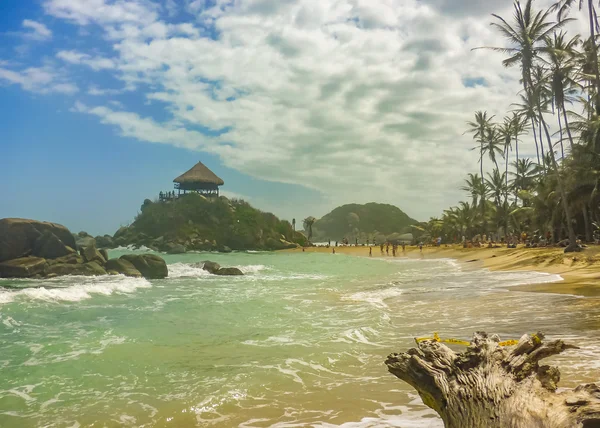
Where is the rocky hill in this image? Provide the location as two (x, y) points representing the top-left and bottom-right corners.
(312, 203), (418, 241)
(111, 194), (307, 252)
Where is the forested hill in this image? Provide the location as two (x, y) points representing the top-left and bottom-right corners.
(312, 203), (418, 241)
(112, 194), (308, 251)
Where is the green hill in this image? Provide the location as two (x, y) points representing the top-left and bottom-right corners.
(312, 203), (418, 241)
(113, 194), (307, 251)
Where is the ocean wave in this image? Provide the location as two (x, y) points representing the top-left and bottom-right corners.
(167, 263), (269, 279)
(0, 276), (151, 305)
(112, 245), (155, 252)
(167, 263), (213, 278)
(343, 287), (403, 309)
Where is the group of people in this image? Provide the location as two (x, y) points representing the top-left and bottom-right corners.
(458, 231), (563, 249)
(366, 242), (409, 257)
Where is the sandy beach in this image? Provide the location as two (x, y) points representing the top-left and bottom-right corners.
(286, 244), (600, 297)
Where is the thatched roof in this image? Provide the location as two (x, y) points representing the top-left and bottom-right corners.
(173, 162), (224, 186)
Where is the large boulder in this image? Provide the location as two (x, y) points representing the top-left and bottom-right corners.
(0, 257), (47, 278)
(99, 249), (109, 262)
(265, 237), (297, 250)
(120, 254), (168, 279)
(46, 261), (107, 277)
(215, 267), (244, 276)
(95, 235), (114, 248)
(201, 261), (221, 274)
(32, 231), (77, 259)
(105, 258), (142, 278)
(166, 243), (187, 254)
(47, 253), (84, 265)
(218, 245), (233, 253)
(76, 235), (96, 249)
(0, 218), (77, 262)
(80, 245), (107, 265)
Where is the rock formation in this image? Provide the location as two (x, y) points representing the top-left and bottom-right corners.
(120, 254), (168, 279)
(198, 261), (244, 276)
(0, 218), (77, 262)
(0, 218), (168, 281)
(385, 332), (600, 428)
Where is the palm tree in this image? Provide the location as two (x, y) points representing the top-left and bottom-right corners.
(486, 169), (508, 207)
(303, 217), (316, 243)
(513, 94), (542, 164)
(510, 158), (542, 201)
(498, 117), (514, 200)
(462, 173), (488, 233)
(541, 31), (581, 152)
(509, 112), (529, 200)
(482, 125), (505, 171)
(552, 0), (600, 114)
(488, 0), (578, 250)
(466, 111), (495, 186)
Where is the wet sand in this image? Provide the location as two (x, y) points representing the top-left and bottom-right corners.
(285, 244), (600, 297)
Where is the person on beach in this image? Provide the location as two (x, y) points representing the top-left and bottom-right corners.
(333, 248), (335, 254)
(402, 243), (406, 252)
(419, 242), (423, 252)
(369, 247), (372, 257)
(385, 244), (389, 256)
(380, 243), (384, 255)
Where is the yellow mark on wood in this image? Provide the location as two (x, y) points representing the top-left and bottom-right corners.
(415, 333), (538, 347)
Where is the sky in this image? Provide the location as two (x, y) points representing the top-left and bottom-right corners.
(0, 0), (590, 235)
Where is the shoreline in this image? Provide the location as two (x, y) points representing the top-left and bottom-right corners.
(284, 244), (600, 297)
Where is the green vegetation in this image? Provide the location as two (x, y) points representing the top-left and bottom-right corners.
(312, 203), (417, 241)
(416, 0), (600, 250)
(116, 194), (308, 251)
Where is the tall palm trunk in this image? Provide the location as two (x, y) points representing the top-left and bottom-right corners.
(561, 99), (575, 150)
(532, 121), (541, 165)
(583, 204), (592, 242)
(539, 110), (578, 249)
(514, 133), (520, 204)
(558, 111), (565, 159)
(588, 0), (600, 115)
(538, 120), (546, 169)
(480, 144), (484, 187)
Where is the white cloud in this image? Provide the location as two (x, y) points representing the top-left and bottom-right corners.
(0, 66), (78, 94)
(22, 19), (53, 41)
(31, 0), (591, 219)
(44, 0), (158, 25)
(57, 50), (116, 70)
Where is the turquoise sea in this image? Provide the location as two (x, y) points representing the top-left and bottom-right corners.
(1, 250), (599, 427)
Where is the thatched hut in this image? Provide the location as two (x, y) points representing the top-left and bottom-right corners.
(173, 161), (224, 197)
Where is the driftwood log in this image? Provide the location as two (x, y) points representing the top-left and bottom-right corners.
(385, 332), (600, 428)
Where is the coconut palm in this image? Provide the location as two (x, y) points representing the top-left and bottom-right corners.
(513, 94), (543, 164)
(552, 0), (600, 114)
(466, 111), (495, 186)
(498, 117), (515, 200)
(541, 31), (581, 152)
(303, 216), (316, 243)
(462, 173), (488, 233)
(488, 0), (579, 250)
(482, 125), (505, 171)
(486, 169), (509, 206)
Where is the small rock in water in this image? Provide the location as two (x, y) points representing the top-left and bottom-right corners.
(215, 267), (244, 276)
(201, 261), (221, 274)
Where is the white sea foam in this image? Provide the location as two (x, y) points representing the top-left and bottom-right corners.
(344, 287), (403, 309)
(167, 263), (212, 279)
(112, 245), (154, 252)
(237, 264), (268, 274)
(0, 276), (151, 305)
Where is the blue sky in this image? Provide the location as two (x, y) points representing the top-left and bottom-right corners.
(0, 0), (575, 235)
